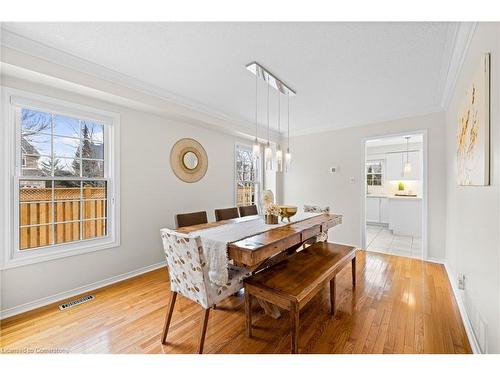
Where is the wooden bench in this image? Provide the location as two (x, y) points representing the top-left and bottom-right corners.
(244, 242), (357, 353)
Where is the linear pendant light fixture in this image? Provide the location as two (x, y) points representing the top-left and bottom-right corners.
(246, 61), (295, 172)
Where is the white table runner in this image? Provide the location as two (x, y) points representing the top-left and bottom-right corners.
(190, 212), (321, 286)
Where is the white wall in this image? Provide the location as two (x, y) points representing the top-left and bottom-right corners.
(0, 75), (253, 314)
(283, 111), (446, 260)
(444, 23), (500, 353)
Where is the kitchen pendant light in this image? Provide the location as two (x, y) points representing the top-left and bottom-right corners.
(264, 82), (273, 171)
(285, 94), (292, 172)
(403, 136), (412, 176)
(276, 93), (283, 172)
(252, 71), (260, 159)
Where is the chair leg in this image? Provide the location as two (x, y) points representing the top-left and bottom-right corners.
(245, 290), (252, 338)
(330, 277), (336, 315)
(290, 302), (300, 354)
(351, 257), (356, 287)
(161, 291), (178, 344)
(198, 307), (210, 354)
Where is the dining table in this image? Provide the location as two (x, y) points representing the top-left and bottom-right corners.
(176, 212), (343, 317)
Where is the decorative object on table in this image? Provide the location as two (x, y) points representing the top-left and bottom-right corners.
(262, 189), (275, 207)
(303, 204), (330, 213)
(263, 203), (280, 224)
(279, 205), (298, 222)
(398, 181), (405, 191)
(457, 53), (490, 186)
(170, 138), (208, 183)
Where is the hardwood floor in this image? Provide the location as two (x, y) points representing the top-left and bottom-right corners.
(0, 251), (471, 354)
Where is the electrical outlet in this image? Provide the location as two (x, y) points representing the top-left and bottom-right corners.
(349, 176), (356, 184)
(458, 273), (466, 290)
(329, 166), (339, 173)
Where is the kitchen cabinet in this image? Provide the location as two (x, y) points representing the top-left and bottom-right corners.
(366, 197), (380, 222)
(366, 196), (389, 224)
(385, 151), (421, 180)
(387, 197), (421, 236)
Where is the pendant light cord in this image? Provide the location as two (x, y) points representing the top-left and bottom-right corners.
(255, 72), (258, 140)
(278, 92), (280, 134)
(287, 94), (290, 150)
(267, 80), (270, 143)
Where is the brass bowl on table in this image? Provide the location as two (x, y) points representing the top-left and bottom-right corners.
(279, 205), (298, 222)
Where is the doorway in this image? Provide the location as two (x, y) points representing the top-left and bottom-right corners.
(361, 131), (427, 260)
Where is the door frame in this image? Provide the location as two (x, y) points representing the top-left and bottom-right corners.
(360, 129), (429, 260)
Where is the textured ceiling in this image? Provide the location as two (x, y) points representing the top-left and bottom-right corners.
(2, 22), (455, 134)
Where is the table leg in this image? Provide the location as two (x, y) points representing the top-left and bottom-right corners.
(256, 298), (281, 319)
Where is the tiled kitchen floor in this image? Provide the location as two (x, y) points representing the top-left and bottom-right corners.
(366, 224), (422, 258)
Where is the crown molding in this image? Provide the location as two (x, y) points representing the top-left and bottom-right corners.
(439, 22), (477, 110)
(289, 105), (443, 137)
(0, 28), (282, 143)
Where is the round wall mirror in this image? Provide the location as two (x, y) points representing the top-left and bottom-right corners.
(182, 151), (199, 170)
(170, 138), (208, 183)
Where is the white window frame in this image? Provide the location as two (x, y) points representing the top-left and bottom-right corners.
(234, 142), (263, 209)
(1, 87), (121, 270)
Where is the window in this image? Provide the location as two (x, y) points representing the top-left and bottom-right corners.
(235, 144), (261, 207)
(366, 160), (383, 186)
(2, 89), (120, 268)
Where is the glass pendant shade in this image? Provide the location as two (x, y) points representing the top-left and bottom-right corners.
(285, 148), (291, 172)
(276, 145), (283, 172)
(252, 138), (260, 159)
(403, 162), (412, 175)
(265, 142), (273, 171)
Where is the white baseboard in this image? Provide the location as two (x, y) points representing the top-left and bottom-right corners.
(443, 262), (482, 354)
(0, 261), (167, 320)
(424, 257), (446, 264)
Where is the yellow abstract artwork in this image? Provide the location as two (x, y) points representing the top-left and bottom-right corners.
(457, 53), (490, 186)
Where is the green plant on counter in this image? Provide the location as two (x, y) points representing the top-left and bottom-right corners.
(398, 181), (405, 191)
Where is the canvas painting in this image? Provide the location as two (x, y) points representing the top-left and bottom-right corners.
(457, 53), (491, 186)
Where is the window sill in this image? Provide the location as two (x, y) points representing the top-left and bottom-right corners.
(1, 237), (120, 270)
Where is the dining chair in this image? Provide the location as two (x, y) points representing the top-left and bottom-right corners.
(160, 228), (251, 353)
(238, 204), (258, 217)
(175, 211), (208, 228)
(214, 207), (240, 221)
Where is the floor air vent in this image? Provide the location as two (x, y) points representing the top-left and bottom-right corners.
(59, 295), (95, 311)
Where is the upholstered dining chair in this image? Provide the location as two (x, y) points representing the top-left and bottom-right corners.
(214, 207), (239, 221)
(160, 228), (250, 353)
(238, 204), (258, 217)
(175, 211), (208, 228)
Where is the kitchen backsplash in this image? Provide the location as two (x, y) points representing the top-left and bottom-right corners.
(367, 180), (422, 197)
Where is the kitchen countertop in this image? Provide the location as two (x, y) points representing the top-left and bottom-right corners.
(366, 194), (422, 200)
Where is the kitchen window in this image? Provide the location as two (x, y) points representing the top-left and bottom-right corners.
(366, 160), (383, 186)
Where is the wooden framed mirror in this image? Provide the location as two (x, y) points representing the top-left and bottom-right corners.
(170, 138), (208, 183)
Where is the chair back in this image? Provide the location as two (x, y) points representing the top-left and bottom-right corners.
(175, 211), (208, 228)
(160, 228), (210, 307)
(238, 204), (258, 217)
(214, 207), (239, 221)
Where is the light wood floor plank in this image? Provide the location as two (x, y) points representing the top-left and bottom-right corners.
(0, 251), (472, 354)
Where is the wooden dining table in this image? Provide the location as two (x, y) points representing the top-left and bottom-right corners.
(176, 212), (343, 317)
